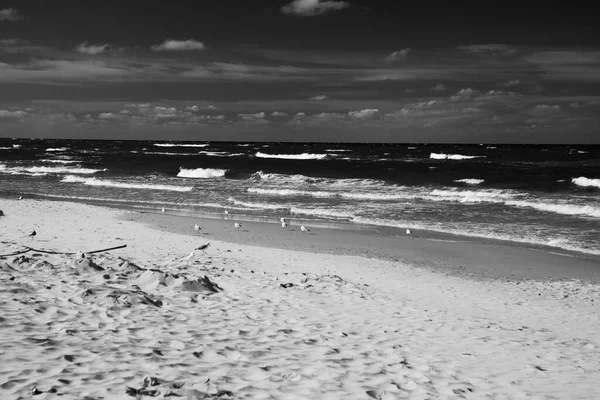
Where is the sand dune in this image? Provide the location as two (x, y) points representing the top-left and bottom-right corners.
(1, 200), (599, 399)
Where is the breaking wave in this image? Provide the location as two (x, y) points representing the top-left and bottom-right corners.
(61, 175), (193, 192)
(153, 143), (209, 148)
(177, 167), (227, 179)
(430, 153), (484, 160)
(46, 147), (68, 152)
(454, 179), (484, 185)
(572, 177), (600, 189)
(255, 152), (328, 160)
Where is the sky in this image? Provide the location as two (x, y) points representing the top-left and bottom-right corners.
(1, 1), (599, 143)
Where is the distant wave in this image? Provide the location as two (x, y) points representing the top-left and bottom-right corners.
(255, 152), (328, 160)
(430, 153), (483, 160)
(46, 147), (69, 152)
(40, 159), (78, 164)
(572, 177), (600, 189)
(153, 143), (209, 148)
(177, 167), (226, 178)
(0, 164), (103, 175)
(0, 147), (13, 150)
(228, 198), (291, 211)
(505, 200), (600, 219)
(249, 170), (384, 186)
(326, 149), (351, 153)
(61, 175), (193, 192)
(0, 164), (48, 177)
(198, 151), (244, 157)
(454, 178), (485, 185)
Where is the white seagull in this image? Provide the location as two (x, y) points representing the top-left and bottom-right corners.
(161, 207), (166, 213)
(234, 222), (242, 229)
(300, 225), (308, 232)
(406, 228), (411, 235)
(281, 221), (288, 228)
(194, 223), (200, 231)
(224, 210), (229, 215)
(280, 217), (286, 223)
(28, 229), (37, 240)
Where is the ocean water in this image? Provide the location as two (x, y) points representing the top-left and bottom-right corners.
(1, 139), (599, 257)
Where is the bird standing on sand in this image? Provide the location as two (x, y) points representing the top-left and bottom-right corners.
(18, 196), (23, 200)
(234, 222), (242, 229)
(194, 223), (200, 231)
(281, 221), (288, 228)
(161, 207), (165, 213)
(224, 210), (229, 215)
(301, 225), (308, 232)
(280, 217), (286, 223)
(196, 243), (210, 254)
(406, 228), (411, 235)
(28, 229), (36, 240)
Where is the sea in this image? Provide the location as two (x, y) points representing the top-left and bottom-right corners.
(1, 139), (599, 258)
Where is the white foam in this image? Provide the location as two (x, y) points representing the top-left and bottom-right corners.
(61, 175), (193, 192)
(255, 152), (328, 160)
(430, 153), (483, 160)
(40, 159), (78, 164)
(153, 143), (209, 148)
(198, 151), (244, 157)
(454, 178), (485, 185)
(572, 177), (600, 189)
(505, 200), (600, 218)
(228, 198), (291, 210)
(177, 167), (227, 178)
(45, 147), (68, 152)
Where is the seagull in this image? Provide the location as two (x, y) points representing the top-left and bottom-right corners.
(281, 221), (288, 228)
(194, 223), (200, 231)
(224, 210), (229, 215)
(280, 217), (286, 223)
(406, 228), (411, 235)
(195, 243), (211, 254)
(300, 225), (308, 232)
(234, 222), (242, 229)
(161, 207), (165, 213)
(18, 196), (23, 200)
(28, 229), (37, 240)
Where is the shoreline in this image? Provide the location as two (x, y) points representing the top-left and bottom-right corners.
(126, 208), (600, 283)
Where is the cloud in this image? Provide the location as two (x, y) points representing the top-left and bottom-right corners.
(0, 109), (27, 118)
(238, 112), (266, 120)
(532, 104), (561, 112)
(271, 111), (288, 117)
(457, 44), (516, 55)
(498, 79), (520, 87)
(348, 109), (379, 119)
(76, 43), (110, 55)
(309, 95), (327, 101)
(430, 83), (446, 92)
(151, 39), (205, 51)
(385, 48), (411, 63)
(281, 0), (350, 16)
(186, 105), (199, 112)
(450, 88), (478, 101)
(0, 8), (23, 21)
(98, 112), (118, 120)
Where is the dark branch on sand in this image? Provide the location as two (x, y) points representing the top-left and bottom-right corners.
(0, 244), (127, 257)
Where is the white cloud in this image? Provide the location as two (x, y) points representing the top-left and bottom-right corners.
(126, 103), (152, 108)
(0, 8), (23, 21)
(271, 111), (288, 117)
(431, 83), (446, 92)
(532, 104), (561, 112)
(98, 112), (118, 120)
(186, 105), (199, 112)
(281, 0), (350, 16)
(385, 48), (411, 62)
(450, 88), (478, 101)
(0, 109), (26, 118)
(309, 95), (327, 101)
(208, 105), (218, 110)
(314, 112), (345, 119)
(498, 79), (520, 87)
(151, 39), (205, 51)
(457, 44), (516, 55)
(238, 112), (266, 120)
(76, 43), (110, 55)
(154, 106), (177, 114)
(348, 109), (379, 119)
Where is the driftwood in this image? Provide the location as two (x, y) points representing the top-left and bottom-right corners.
(0, 244), (127, 258)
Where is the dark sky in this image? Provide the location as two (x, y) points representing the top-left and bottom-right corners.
(1, 1), (599, 142)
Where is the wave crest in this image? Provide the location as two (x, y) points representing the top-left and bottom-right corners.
(430, 153), (483, 160)
(62, 175), (193, 192)
(572, 177), (600, 189)
(255, 152), (328, 160)
(177, 167), (226, 179)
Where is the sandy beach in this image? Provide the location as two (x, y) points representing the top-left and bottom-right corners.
(1, 199), (599, 399)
